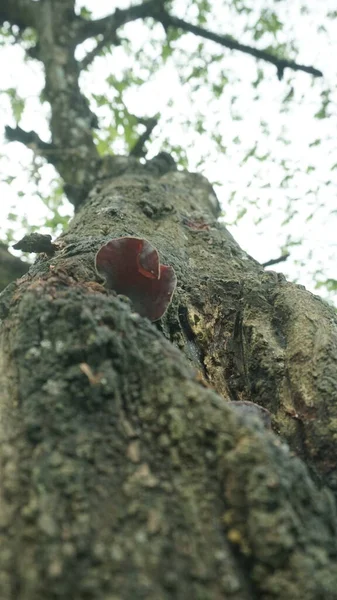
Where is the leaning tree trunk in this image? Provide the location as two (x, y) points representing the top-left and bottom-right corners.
(1, 155), (337, 600)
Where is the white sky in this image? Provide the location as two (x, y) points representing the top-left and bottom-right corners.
(0, 0), (336, 303)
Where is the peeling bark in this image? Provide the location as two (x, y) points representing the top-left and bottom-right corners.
(1, 162), (337, 598)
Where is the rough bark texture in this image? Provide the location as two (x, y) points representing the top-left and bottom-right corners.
(1, 161), (337, 598)
(1, 1), (336, 597)
(50, 157), (337, 491)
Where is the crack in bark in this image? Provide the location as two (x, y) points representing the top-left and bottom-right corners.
(178, 304), (208, 380)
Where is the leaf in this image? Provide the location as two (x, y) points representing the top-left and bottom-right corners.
(236, 207), (247, 221)
(161, 42), (173, 62)
(252, 69), (264, 88)
(79, 7), (92, 19)
(241, 145), (257, 164)
(280, 174), (293, 188)
(196, 0), (211, 25)
(309, 139), (321, 147)
(316, 279), (337, 292)
(3, 87), (25, 123)
(314, 90), (330, 119)
(253, 10), (283, 41)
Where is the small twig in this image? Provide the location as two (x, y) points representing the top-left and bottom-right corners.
(129, 117), (158, 158)
(5, 125), (60, 165)
(80, 31), (121, 70)
(75, 0), (160, 44)
(262, 253), (290, 268)
(75, 1), (322, 79)
(156, 12), (323, 79)
(5, 125), (93, 166)
(5, 125), (54, 153)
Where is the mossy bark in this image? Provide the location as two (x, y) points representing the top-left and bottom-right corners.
(1, 160), (337, 599)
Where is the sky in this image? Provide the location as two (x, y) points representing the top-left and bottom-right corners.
(0, 0), (336, 303)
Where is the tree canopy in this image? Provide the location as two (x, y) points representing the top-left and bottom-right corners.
(0, 0), (336, 299)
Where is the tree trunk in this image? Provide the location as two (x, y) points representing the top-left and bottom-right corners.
(1, 156), (337, 599)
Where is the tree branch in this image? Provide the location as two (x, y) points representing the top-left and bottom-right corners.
(5, 125), (58, 164)
(262, 253), (290, 268)
(155, 12), (323, 79)
(80, 31), (121, 70)
(129, 116), (158, 158)
(5, 126), (98, 207)
(75, 1), (322, 80)
(74, 0), (161, 46)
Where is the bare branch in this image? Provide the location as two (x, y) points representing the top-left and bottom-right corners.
(5, 126), (96, 208)
(155, 12), (323, 79)
(75, 0), (322, 79)
(129, 116), (158, 158)
(5, 125), (58, 163)
(75, 0), (160, 45)
(80, 31), (121, 70)
(262, 253), (290, 268)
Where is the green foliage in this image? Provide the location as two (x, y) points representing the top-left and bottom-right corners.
(253, 9), (283, 41)
(0, 0), (336, 302)
(316, 279), (337, 292)
(0, 24), (15, 46)
(79, 6), (92, 19)
(161, 27), (184, 62)
(195, 0), (211, 25)
(20, 27), (37, 48)
(252, 69), (264, 88)
(314, 90), (331, 119)
(2, 87), (25, 123)
(231, 0), (252, 15)
(91, 70), (149, 155)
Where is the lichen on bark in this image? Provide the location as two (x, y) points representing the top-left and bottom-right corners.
(1, 162), (337, 598)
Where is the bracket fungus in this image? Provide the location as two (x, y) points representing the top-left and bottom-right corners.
(95, 237), (177, 321)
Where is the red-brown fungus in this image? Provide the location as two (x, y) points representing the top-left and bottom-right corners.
(95, 237), (177, 321)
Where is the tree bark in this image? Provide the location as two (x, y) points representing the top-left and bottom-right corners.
(1, 158), (337, 599)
